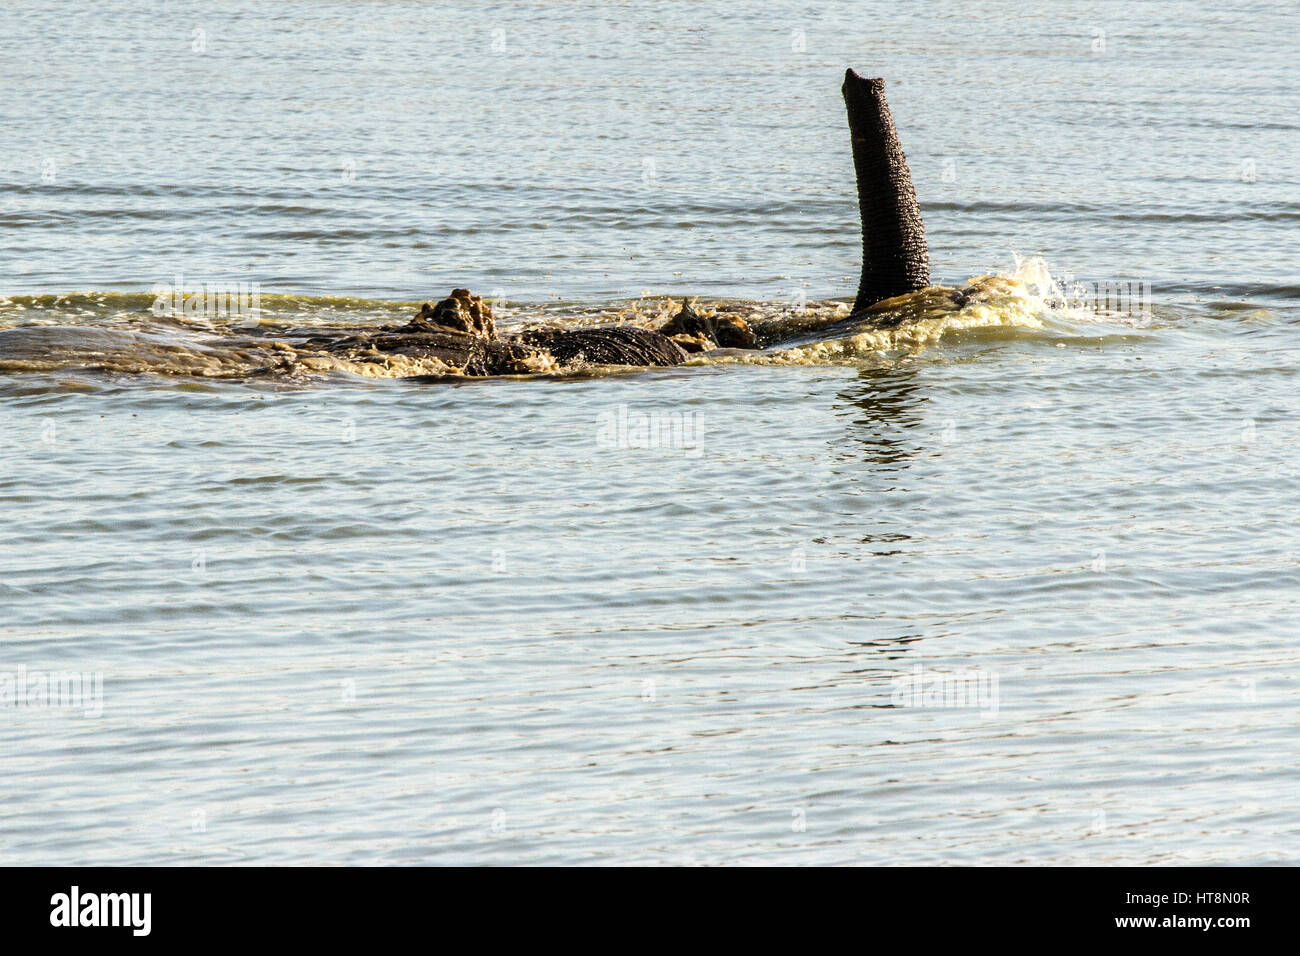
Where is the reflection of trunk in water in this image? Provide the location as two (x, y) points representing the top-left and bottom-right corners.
(834, 364), (927, 471)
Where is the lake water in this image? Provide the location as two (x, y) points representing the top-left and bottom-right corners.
(1, 1), (1297, 865)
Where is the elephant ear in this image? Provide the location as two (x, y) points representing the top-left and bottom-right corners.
(842, 70), (931, 312)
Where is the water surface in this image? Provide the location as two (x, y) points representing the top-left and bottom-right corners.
(1, 0), (1297, 864)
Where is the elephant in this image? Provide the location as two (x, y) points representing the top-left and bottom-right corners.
(307, 288), (690, 376)
(316, 68), (930, 377)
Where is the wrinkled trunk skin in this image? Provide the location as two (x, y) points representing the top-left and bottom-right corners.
(842, 69), (931, 312)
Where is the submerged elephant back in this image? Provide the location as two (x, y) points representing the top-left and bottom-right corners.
(519, 326), (688, 368)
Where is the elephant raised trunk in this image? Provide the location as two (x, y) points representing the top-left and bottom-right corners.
(842, 69), (931, 312)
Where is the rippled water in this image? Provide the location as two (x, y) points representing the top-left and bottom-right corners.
(2, 1), (1298, 864)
